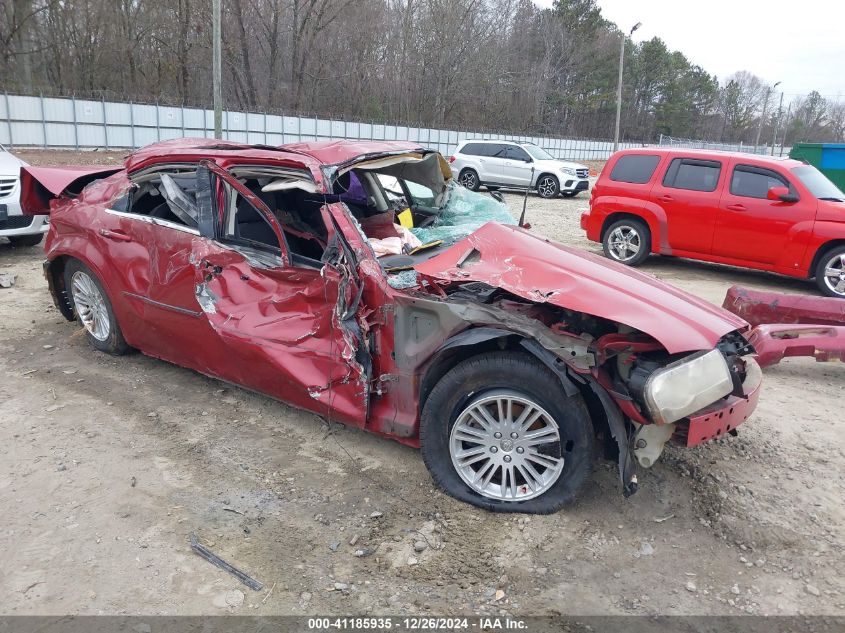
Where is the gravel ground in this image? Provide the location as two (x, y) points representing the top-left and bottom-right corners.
(0, 150), (842, 616)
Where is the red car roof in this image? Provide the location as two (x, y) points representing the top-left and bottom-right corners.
(615, 146), (806, 170)
(123, 138), (426, 173)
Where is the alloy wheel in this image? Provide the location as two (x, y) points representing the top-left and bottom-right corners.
(449, 390), (564, 501)
(459, 171), (477, 189)
(607, 225), (641, 262)
(822, 252), (845, 296)
(70, 270), (110, 341)
(537, 177), (557, 198)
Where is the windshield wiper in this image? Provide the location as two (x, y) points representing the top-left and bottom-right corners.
(819, 197), (845, 202)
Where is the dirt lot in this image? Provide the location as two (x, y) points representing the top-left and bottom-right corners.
(1, 150), (843, 617)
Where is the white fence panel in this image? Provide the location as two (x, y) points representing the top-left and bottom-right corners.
(2, 93), (668, 160)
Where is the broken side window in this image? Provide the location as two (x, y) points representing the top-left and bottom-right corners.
(126, 165), (200, 228)
(221, 172), (330, 268)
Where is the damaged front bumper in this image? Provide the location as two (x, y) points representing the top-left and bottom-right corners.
(747, 324), (845, 368)
(672, 357), (762, 447)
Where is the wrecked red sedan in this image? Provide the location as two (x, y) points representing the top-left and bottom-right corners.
(21, 139), (762, 513)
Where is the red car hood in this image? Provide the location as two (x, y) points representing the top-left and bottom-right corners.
(413, 222), (748, 354)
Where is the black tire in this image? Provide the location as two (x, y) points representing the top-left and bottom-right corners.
(458, 168), (480, 191)
(536, 174), (559, 198)
(63, 259), (130, 355)
(601, 218), (651, 267)
(420, 351), (595, 514)
(814, 245), (845, 298)
(8, 233), (43, 247)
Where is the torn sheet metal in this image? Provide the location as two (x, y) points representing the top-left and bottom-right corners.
(747, 324), (845, 367)
(723, 285), (845, 327)
(20, 165), (122, 215)
(413, 222), (748, 354)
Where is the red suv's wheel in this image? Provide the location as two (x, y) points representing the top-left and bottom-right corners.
(602, 219), (651, 266)
(815, 246), (845, 298)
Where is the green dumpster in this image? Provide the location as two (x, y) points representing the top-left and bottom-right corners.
(790, 143), (845, 192)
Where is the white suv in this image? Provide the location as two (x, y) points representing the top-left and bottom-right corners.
(449, 140), (590, 198)
(0, 145), (47, 247)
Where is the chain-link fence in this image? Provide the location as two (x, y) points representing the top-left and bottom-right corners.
(1, 92), (646, 162)
(657, 134), (792, 157)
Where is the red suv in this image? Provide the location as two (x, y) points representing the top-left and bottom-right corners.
(581, 148), (845, 298)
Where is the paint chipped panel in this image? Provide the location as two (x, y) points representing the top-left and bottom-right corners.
(723, 285), (845, 327)
(747, 324), (845, 367)
(413, 222), (747, 354)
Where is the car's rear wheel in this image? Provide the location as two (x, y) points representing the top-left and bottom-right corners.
(458, 169), (480, 191)
(602, 218), (651, 266)
(815, 246), (845, 298)
(8, 234), (43, 247)
(63, 259), (129, 355)
(420, 351), (594, 514)
(536, 174), (559, 198)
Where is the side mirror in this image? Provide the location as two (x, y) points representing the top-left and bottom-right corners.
(767, 186), (798, 203)
(524, 157), (533, 163)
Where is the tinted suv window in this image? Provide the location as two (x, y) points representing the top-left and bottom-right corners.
(505, 146), (531, 161)
(460, 143), (483, 156)
(662, 158), (722, 192)
(730, 165), (792, 199)
(610, 154), (661, 184)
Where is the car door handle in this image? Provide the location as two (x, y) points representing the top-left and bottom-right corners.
(98, 228), (132, 242)
(656, 195), (673, 202)
(726, 204), (747, 212)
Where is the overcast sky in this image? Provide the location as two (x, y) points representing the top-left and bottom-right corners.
(532, 0), (844, 99)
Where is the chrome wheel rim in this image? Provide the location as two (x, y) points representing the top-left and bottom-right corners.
(823, 252), (845, 296)
(449, 390), (564, 501)
(459, 171), (477, 189)
(538, 177), (557, 197)
(70, 271), (110, 341)
(608, 226), (641, 262)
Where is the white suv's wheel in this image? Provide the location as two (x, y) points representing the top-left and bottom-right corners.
(537, 175), (559, 198)
(458, 169), (480, 191)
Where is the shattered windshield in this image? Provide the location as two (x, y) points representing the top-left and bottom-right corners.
(336, 154), (516, 290)
(387, 181), (515, 289)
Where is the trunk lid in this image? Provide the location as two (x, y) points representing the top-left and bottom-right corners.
(20, 165), (122, 215)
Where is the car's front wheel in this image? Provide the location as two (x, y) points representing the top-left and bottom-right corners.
(602, 218), (651, 266)
(815, 246), (845, 298)
(420, 351), (594, 514)
(536, 174), (559, 198)
(458, 169), (480, 191)
(63, 259), (130, 355)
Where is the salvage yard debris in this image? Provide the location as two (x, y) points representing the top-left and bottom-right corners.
(724, 285), (845, 367)
(189, 534), (263, 591)
(0, 272), (16, 288)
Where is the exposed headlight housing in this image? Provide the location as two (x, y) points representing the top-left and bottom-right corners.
(643, 349), (733, 424)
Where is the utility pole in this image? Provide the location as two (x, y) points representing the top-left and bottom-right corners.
(779, 102), (792, 157)
(613, 22), (641, 153)
(754, 81), (779, 152)
(770, 90), (784, 156)
(213, 0), (222, 139)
